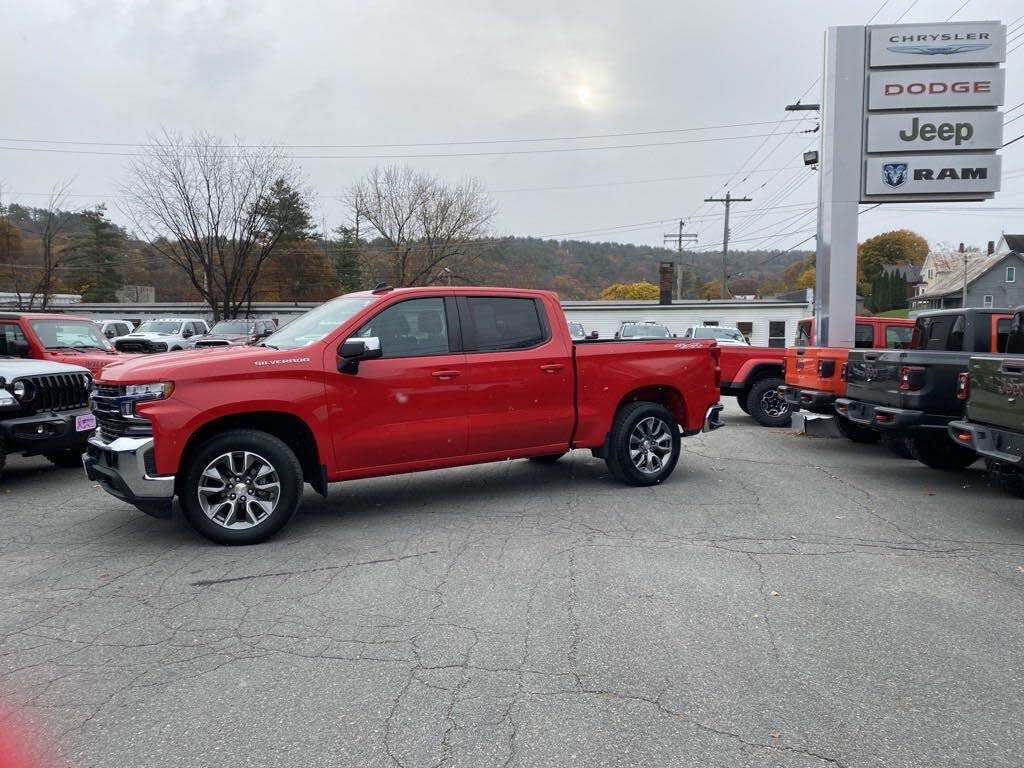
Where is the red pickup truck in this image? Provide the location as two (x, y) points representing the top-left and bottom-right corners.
(84, 287), (724, 544)
(717, 346), (789, 427)
(0, 312), (127, 375)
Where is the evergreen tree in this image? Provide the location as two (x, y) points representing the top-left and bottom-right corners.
(330, 226), (363, 293)
(256, 178), (316, 241)
(69, 205), (125, 302)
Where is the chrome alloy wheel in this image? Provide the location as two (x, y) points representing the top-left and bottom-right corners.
(197, 451), (282, 530)
(628, 416), (673, 475)
(759, 389), (789, 419)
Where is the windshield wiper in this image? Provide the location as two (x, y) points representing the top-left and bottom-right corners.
(259, 342), (279, 349)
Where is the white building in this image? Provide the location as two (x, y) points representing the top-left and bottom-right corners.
(562, 297), (813, 347)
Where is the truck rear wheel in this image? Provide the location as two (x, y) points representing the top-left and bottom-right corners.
(181, 429), (304, 545)
(605, 402), (681, 486)
(835, 416), (880, 444)
(746, 377), (790, 428)
(880, 432), (914, 459)
(908, 434), (978, 471)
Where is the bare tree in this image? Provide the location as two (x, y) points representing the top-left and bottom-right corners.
(346, 165), (497, 287)
(120, 130), (301, 320)
(0, 182), (76, 310)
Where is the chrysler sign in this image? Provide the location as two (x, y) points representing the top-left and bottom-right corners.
(870, 22), (1006, 66)
(867, 110), (1004, 152)
(864, 154), (1002, 196)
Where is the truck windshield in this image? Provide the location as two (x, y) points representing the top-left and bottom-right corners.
(209, 321), (253, 334)
(263, 296), (378, 349)
(694, 327), (745, 343)
(136, 321), (183, 334)
(28, 319), (113, 350)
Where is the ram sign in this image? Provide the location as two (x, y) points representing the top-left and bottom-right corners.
(859, 20), (1006, 202)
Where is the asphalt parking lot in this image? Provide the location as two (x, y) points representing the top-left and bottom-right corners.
(2, 402), (1024, 768)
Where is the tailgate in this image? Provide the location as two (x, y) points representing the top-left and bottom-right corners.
(785, 347), (848, 395)
(967, 355), (1024, 430)
(845, 350), (903, 407)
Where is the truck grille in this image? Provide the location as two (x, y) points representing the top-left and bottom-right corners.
(194, 339), (230, 347)
(115, 339), (167, 353)
(90, 384), (154, 439)
(17, 372), (92, 413)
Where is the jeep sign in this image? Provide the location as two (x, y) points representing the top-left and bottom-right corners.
(863, 154), (1002, 196)
(867, 110), (1004, 152)
(869, 21), (1006, 67)
(868, 67), (1005, 109)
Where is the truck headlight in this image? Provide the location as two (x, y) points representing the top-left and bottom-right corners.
(124, 382), (175, 401)
(11, 380), (31, 401)
(0, 391), (15, 409)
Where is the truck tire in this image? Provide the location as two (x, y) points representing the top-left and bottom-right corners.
(45, 449), (84, 468)
(880, 432), (914, 459)
(180, 429), (304, 545)
(745, 377), (790, 428)
(985, 459), (1024, 498)
(908, 434), (978, 471)
(736, 397), (751, 415)
(835, 416), (880, 444)
(604, 402), (681, 487)
(529, 453), (565, 464)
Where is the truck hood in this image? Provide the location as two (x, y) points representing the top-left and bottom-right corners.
(42, 349), (125, 376)
(96, 344), (319, 384)
(0, 358), (91, 378)
(194, 333), (249, 345)
(118, 332), (175, 341)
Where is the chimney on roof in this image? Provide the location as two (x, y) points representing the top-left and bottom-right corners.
(988, 240), (995, 255)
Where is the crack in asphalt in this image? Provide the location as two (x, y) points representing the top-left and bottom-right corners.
(189, 550), (440, 586)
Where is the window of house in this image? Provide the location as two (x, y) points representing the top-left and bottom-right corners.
(983, 295), (994, 308)
(927, 268), (934, 280)
(1007, 266), (1016, 283)
(768, 321), (786, 348)
(702, 321), (719, 327)
(736, 321), (753, 340)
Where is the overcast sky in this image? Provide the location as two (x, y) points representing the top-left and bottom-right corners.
(1, 0), (1022, 255)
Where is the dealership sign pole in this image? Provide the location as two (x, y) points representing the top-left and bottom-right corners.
(814, 20), (1006, 346)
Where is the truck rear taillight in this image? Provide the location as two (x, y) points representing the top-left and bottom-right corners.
(956, 371), (970, 401)
(898, 366), (926, 392)
(782, 357), (787, 376)
(709, 345), (721, 387)
(817, 360), (836, 378)
(840, 362), (849, 381)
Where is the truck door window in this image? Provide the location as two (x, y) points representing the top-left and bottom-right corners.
(854, 324), (874, 348)
(885, 326), (912, 349)
(795, 320), (812, 346)
(465, 297), (547, 352)
(946, 315), (966, 351)
(0, 323), (28, 356)
(913, 317), (951, 350)
(997, 318), (1012, 352)
(1006, 315), (1024, 354)
(356, 298), (449, 358)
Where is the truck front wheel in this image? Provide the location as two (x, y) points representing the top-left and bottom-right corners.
(181, 429), (304, 545)
(746, 377), (790, 428)
(605, 402), (681, 486)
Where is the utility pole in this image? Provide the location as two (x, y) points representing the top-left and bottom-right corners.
(960, 242), (967, 307)
(663, 220), (698, 300)
(704, 192), (752, 299)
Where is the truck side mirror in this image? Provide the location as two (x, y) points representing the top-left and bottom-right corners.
(337, 336), (383, 373)
(182, 329), (193, 339)
(587, 331), (599, 340)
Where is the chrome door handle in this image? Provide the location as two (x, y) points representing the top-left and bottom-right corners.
(431, 369), (462, 380)
(540, 364), (564, 373)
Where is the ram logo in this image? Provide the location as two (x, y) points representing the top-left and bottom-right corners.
(882, 163), (908, 189)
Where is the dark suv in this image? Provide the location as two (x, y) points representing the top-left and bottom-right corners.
(193, 319), (277, 348)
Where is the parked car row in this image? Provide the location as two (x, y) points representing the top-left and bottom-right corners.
(780, 307), (1024, 500)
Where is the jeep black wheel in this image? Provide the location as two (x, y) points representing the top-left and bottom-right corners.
(908, 434), (978, 471)
(45, 449), (85, 468)
(746, 377), (790, 428)
(880, 432), (914, 459)
(181, 429), (304, 545)
(605, 402), (681, 487)
(835, 416), (880, 444)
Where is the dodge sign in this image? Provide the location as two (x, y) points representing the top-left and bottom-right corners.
(868, 67), (1005, 109)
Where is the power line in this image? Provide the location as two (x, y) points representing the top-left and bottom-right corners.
(945, 0), (971, 22)
(894, 0), (921, 23)
(0, 118), (812, 151)
(0, 128), (814, 161)
(866, 0), (893, 24)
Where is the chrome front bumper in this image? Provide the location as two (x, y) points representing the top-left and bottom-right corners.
(83, 433), (176, 518)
